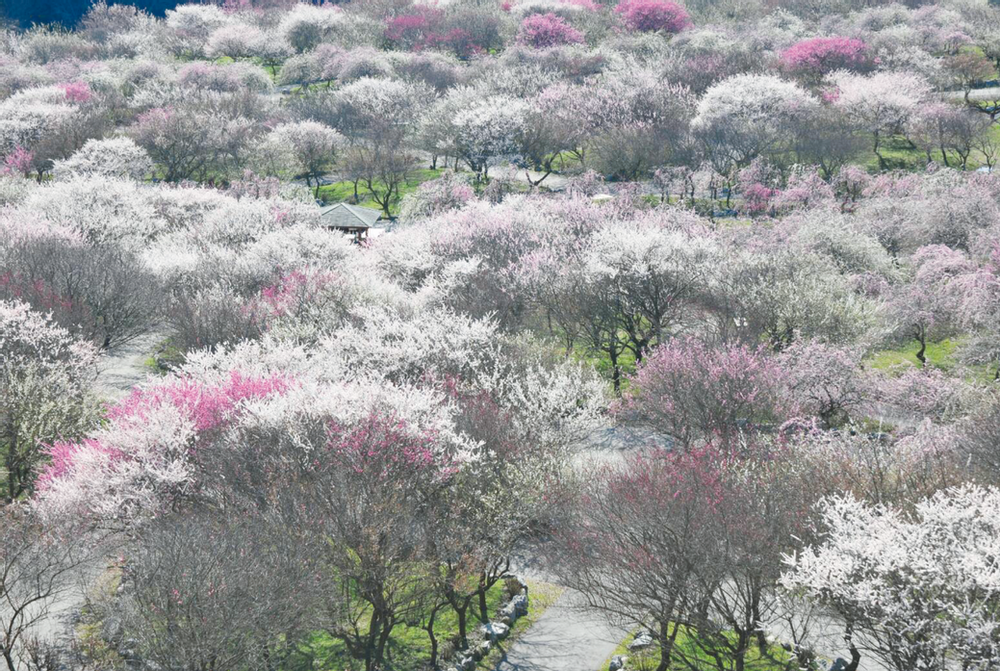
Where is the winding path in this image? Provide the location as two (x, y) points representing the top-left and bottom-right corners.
(491, 589), (624, 671)
(95, 332), (162, 399)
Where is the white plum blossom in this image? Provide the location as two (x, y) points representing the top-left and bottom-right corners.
(52, 137), (153, 181)
(692, 73), (818, 168)
(452, 96), (530, 179)
(782, 485), (1000, 671)
(277, 3), (343, 54)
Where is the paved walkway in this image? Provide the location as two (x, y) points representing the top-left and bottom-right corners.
(492, 589), (623, 671)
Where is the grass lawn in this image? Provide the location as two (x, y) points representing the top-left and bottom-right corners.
(867, 337), (998, 382)
(856, 129), (1000, 174)
(599, 627), (799, 671)
(315, 168), (444, 216)
(285, 579), (562, 671)
(868, 338), (961, 371)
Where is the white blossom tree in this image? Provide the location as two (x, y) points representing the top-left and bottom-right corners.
(692, 74), (818, 173)
(828, 71), (932, 169)
(0, 300), (97, 503)
(783, 485), (1000, 671)
(52, 136), (153, 181)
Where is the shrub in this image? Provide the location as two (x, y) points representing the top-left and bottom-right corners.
(614, 0), (691, 34)
(516, 13), (585, 49)
(780, 36), (872, 78)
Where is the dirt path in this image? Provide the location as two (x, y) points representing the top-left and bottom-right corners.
(95, 332), (162, 399)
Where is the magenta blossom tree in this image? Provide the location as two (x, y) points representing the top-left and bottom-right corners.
(780, 37), (872, 80)
(383, 6), (444, 51)
(1, 147), (34, 179)
(37, 370), (293, 521)
(614, 0), (691, 34)
(550, 440), (819, 671)
(516, 13), (585, 48)
(617, 338), (793, 450)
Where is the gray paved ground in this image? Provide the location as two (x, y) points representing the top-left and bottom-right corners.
(492, 589), (624, 671)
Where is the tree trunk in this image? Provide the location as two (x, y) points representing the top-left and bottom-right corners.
(365, 610), (384, 671)
(375, 620), (392, 671)
(609, 347), (621, 395)
(2, 646), (16, 671)
(448, 594), (472, 649)
(477, 575), (489, 622)
(654, 620), (679, 671)
(915, 325), (927, 366)
(5, 428), (18, 503)
(426, 603), (443, 670)
(844, 625), (861, 671)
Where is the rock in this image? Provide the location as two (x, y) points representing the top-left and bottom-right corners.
(102, 616), (123, 644)
(628, 632), (654, 651)
(460, 655), (476, 671)
(500, 601), (518, 622)
(511, 594), (529, 616)
(483, 621), (509, 642)
(473, 640), (491, 660)
(609, 654), (629, 671)
(504, 575), (529, 597)
(118, 638), (140, 659)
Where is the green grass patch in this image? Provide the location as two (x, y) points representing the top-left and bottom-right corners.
(868, 338), (960, 371)
(867, 337), (999, 383)
(315, 168), (444, 216)
(285, 579), (562, 671)
(600, 627), (801, 671)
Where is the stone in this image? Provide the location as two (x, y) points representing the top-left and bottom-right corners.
(473, 640), (491, 660)
(628, 632), (653, 651)
(609, 654), (629, 671)
(500, 601), (518, 622)
(483, 621), (509, 642)
(102, 616), (123, 644)
(512, 593), (528, 616)
(460, 655), (476, 671)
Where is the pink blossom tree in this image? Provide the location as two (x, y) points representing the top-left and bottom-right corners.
(551, 441), (819, 671)
(618, 338), (792, 450)
(613, 0), (691, 34)
(36, 370), (293, 521)
(516, 13), (585, 49)
(888, 244), (974, 366)
(383, 5), (444, 51)
(776, 340), (870, 428)
(780, 37), (872, 81)
(1, 147), (34, 179)
(310, 410), (454, 671)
